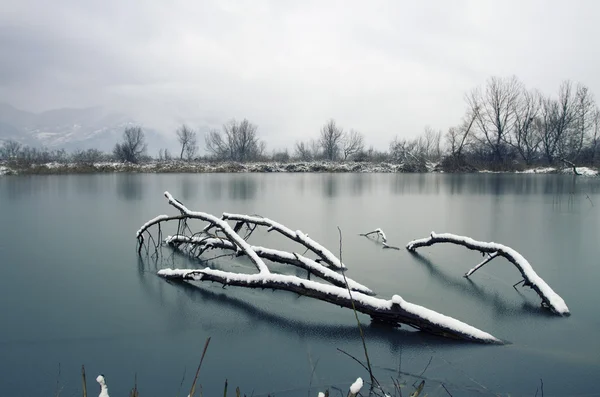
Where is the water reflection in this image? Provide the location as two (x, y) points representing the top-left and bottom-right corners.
(116, 174), (144, 200)
(228, 176), (258, 200)
(322, 174), (338, 198)
(1, 176), (49, 200)
(391, 174), (440, 195)
(409, 253), (553, 319)
(180, 175), (198, 200)
(350, 174), (372, 196)
(207, 178), (223, 200)
(442, 174), (598, 197)
(137, 255), (469, 352)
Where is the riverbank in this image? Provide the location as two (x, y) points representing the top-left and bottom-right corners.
(0, 160), (598, 176)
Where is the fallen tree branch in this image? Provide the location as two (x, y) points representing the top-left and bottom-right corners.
(465, 252), (499, 278)
(406, 232), (569, 315)
(221, 213), (346, 269)
(157, 268), (501, 344)
(165, 235), (373, 295)
(560, 158), (581, 176)
(360, 228), (387, 243)
(137, 192), (503, 343)
(360, 228), (401, 250)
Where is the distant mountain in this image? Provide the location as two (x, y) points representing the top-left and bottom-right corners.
(0, 103), (172, 154)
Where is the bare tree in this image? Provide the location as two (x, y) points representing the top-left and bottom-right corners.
(467, 76), (522, 165)
(421, 126), (442, 160)
(540, 81), (576, 164)
(294, 141), (313, 161)
(204, 119), (265, 162)
(319, 119), (344, 161)
(341, 129), (365, 160)
(113, 126), (147, 163)
(176, 124), (198, 161)
(0, 140), (22, 160)
(72, 148), (105, 165)
(591, 109), (600, 165)
(508, 88), (542, 165)
(446, 111), (477, 158)
(571, 84), (596, 160)
(158, 148), (172, 162)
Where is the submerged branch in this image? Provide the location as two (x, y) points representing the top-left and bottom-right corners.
(158, 268), (502, 344)
(406, 232), (569, 315)
(136, 192), (504, 343)
(165, 235), (373, 295)
(221, 213), (345, 269)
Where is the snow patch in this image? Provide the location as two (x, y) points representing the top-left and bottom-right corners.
(349, 377), (363, 395)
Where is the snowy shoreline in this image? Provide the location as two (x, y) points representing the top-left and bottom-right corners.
(0, 161), (598, 176)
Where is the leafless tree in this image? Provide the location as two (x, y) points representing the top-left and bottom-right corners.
(319, 119), (344, 161)
(571, 84), (596, 159)
(421, 126), (442, 160)
(508, 88), (542, 165)
(294, 141), (313, 161)
(0, 140), (22, 160)
(591, 109), (600, 165)
(467, 76), (522, 164)
(540, 81), (575, 164)
(72, 148), (105, 165)
(176, 124), (198, 160)
(158, 148), (172, 162)
(341, 129), (365, 160)
(113, 126), (147, 163)
(205, 119), (265, 162)
(446, 111), (477, 158)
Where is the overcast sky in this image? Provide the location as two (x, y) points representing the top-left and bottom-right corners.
(1, 0), (599, 150)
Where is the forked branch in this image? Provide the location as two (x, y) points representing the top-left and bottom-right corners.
(406, 232), (569, 315)
(136, 192), (503, 343)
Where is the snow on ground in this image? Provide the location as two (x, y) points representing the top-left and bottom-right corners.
(569, 167), (598, 176)
(0, 161), (598, 176)
(516, 167), (557, 174)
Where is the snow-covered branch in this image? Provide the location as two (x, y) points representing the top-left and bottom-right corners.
(157, 268), (501, 344)
(360, 228), (401, 250)
(406, 232), (569, 315)
(136, 193), (503, 343)
(165, 235), (373, 295)
(360, 228), (387, 243)
(221, 213), (345, 269)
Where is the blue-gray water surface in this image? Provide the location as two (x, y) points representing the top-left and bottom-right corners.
(0, 173), (599, 397)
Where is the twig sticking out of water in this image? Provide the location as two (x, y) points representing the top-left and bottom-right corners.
(338, 227), (377, 390)
(189, 337), (211, 397)
(81, 365), (87, 397)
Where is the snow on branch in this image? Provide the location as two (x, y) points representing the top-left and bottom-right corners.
(157, 268), (501, 344)
(163, 191), (269, 274)
(221, 213), (346, 269)
(165, 235), (373, 295)
(360, 228), (387, 243)
(406, 232), (569, 315)
(360, 228), (401, 250)
(137, 192), (502, 343)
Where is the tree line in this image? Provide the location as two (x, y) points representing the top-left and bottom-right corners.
(1, 76), (598, 171)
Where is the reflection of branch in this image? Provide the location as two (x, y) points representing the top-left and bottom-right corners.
(409, 252), (553, 318)
(407, 232), (569, 316)
(158, 267), (501, 343)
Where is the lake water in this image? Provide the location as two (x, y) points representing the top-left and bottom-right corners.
(1, 173), (599, 397)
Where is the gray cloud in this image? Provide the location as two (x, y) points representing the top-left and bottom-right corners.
(2, 0), (600, 150)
